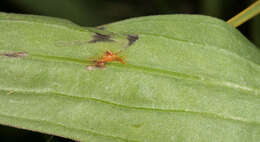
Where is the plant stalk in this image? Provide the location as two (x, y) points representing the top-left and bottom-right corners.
(227, 0), (260, 27)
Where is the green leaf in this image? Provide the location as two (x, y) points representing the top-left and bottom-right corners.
(0, 12), (260, 142)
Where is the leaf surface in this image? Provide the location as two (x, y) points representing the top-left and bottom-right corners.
(0, 12), (260, 142)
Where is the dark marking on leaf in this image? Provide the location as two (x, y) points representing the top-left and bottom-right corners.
(88, 33), (114, 43)
(0, 52), (28, 58)
(127, 34), (139, 46)
(132, 123), (143, 128)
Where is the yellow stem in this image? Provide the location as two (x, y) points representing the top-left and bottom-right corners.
(227, 0), (260, 27)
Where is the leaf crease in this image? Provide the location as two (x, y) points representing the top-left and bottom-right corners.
(1, 88), (259, 126)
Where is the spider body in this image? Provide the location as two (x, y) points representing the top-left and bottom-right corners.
(92, 50), (125, 68)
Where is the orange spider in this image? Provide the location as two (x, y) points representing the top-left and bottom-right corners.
(90, 50), (125, 68)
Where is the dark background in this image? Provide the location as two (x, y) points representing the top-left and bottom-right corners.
(0, 0), (259, 142)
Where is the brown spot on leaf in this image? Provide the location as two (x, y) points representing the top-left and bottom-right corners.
(88, 33), (114, 43)
(0, 52), (28, 58)
(127, 34), (139, 46)
(86, 65), (105, 71)
(7, 90), (15, 95)
(132, 123), (143, 128)
(96, 26), (105, 30)
(86, 65), (96, 71)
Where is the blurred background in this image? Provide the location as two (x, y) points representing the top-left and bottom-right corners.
(0, 0), (259, 141)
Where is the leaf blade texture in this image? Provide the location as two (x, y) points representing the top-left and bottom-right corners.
(0, 12), (260, 142)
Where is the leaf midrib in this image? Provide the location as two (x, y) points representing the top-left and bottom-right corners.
(24, 53), (260, 96)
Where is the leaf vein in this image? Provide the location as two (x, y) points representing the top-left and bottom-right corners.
(1, 88), (259, 126)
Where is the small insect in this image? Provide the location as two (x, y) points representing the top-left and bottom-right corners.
(88, 50), (125, 69)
